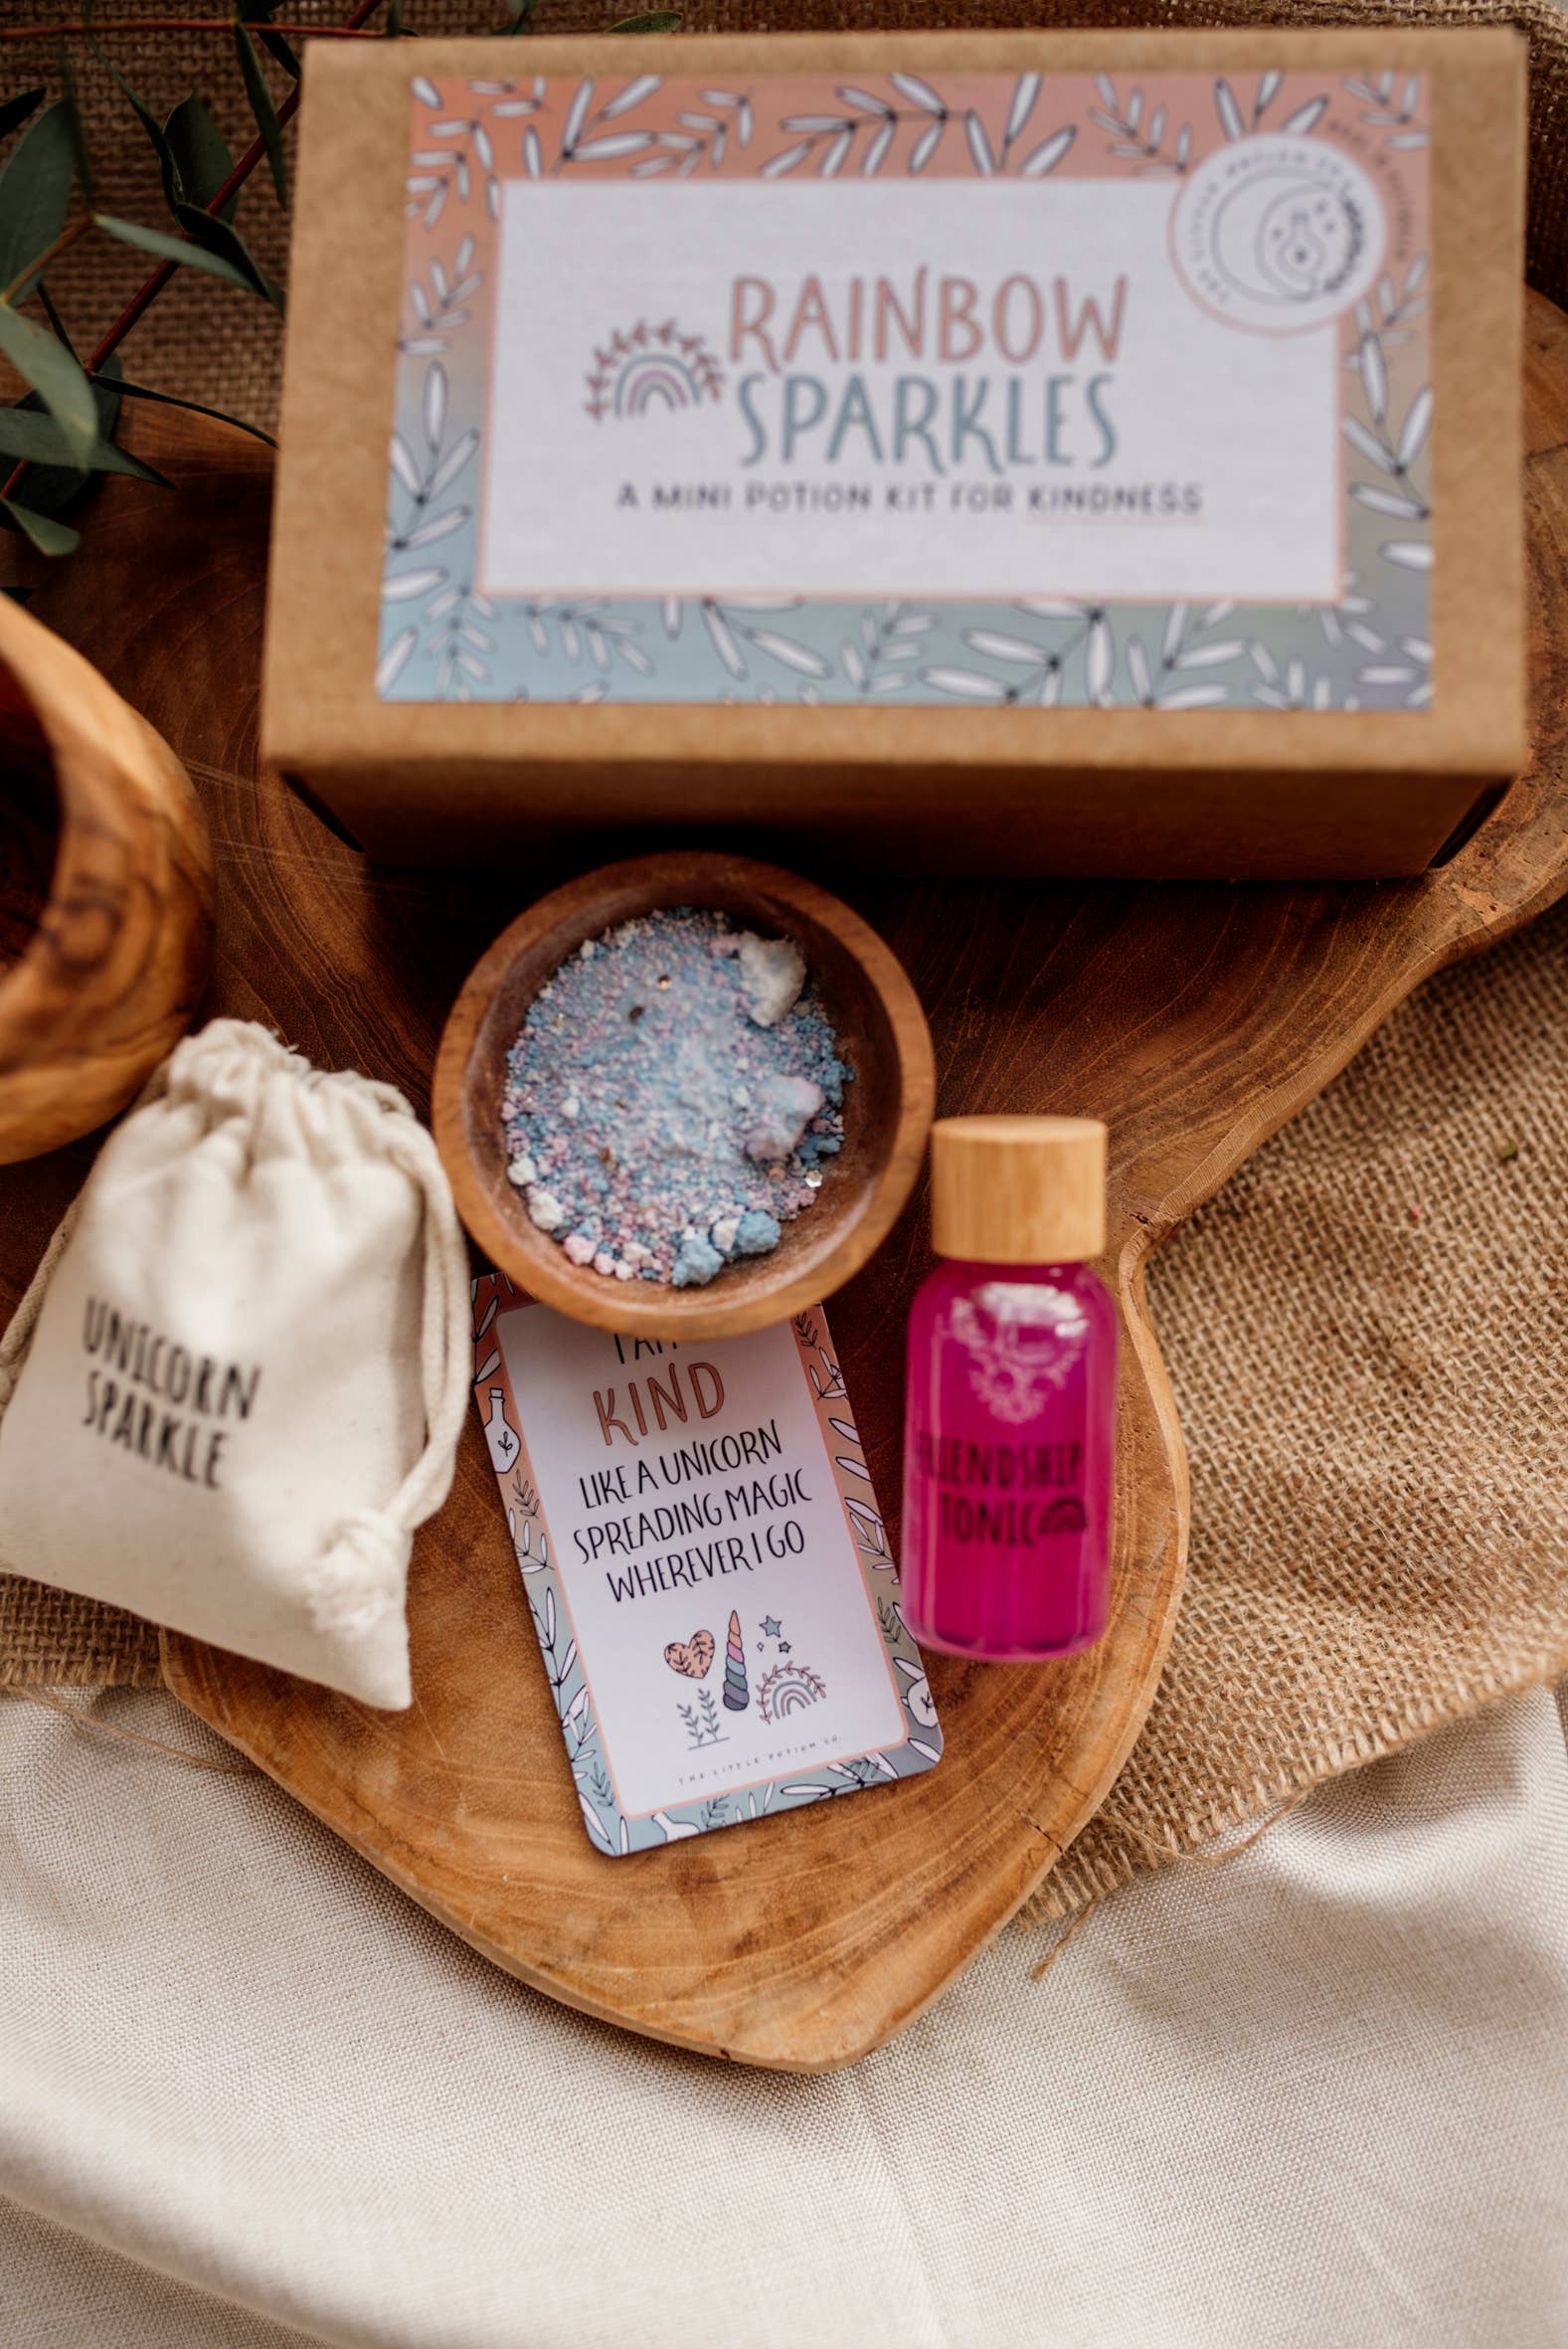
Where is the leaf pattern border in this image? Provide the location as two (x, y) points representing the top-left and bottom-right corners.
(470, 1275), (943, 1858)
(381, 69), (1433, 713)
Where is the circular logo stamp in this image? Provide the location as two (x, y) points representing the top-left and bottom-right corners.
(1172, 134), (1386, 334)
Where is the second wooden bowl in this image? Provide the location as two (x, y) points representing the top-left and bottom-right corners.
(0, 595), (213, 1163)
(433, 851), (936, 1339)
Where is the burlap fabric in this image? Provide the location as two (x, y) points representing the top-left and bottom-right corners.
(1045, 894), (1568, 1913)
(25, 0), (1568, 441)
(4, 0), (1567, 1918)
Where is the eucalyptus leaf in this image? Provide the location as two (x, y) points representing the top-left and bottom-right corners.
(89, 373), (276, 449)
(0, 496), (80, 556)
(56, 51), (92, 206)
(165, 94), (237, 218)
(173, 204), (284, 311)
(95, 64), (238, 224)
(2, 368), (130, 517)
(233, 26), (286, 206)
(0, 90), (46, 145)
(0, 100), (78, 302)
(261, 29), (302, 78)
(89, 45), (181, 220)
(92, 212), (268, 301)
(0, 304), (95, 469)
(609, 8), (682, 27)
(237, 0), (301, 80)
(0, 404), (169, 483)
(94, 351), (124, 420)
(34, 280), (78, 355)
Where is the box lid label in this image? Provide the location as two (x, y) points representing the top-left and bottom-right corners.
(380, 69), (1433, 713)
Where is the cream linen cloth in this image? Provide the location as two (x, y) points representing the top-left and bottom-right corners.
(3, 1683), (1567, 2349)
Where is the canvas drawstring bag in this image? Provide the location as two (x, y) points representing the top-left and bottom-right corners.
(0, 1020), (470, 1710)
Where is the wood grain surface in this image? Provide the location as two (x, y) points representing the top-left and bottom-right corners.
(2, 292), (1565, 2073)
(433, 848), (936, 1340)
(0, 594), (214, 1163)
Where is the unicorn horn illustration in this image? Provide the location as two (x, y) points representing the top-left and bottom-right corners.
(722, 1609), (750, 1712)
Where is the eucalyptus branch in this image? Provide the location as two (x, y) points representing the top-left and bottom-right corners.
(1, 0), (380, 506)
(87, 0), (384, 375)
(90, 370), (276, 445)
(1, 20), (381, 39)
(1, 0), (671, 545)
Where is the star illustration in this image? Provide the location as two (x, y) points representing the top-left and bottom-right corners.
(761, 1616), (783, 1638)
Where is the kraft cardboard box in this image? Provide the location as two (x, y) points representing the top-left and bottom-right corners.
(262, 28), (1526, 877)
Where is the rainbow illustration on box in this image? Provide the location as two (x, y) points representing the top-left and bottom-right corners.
(584, 322), (726, 423)
(381, 66), (1432, 711)
(471, 1277), (942, 1853)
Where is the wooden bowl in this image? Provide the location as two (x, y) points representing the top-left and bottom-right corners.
(0, 594), (214, 1163)
(434, 850), (935, 1339)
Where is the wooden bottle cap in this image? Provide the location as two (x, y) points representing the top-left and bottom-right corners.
(929, 1115), (1108, 1264)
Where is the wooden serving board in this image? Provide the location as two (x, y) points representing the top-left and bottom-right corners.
(3, 294), (1566, 2074)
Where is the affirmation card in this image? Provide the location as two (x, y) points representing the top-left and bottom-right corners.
(470, 1273), (942, 1853)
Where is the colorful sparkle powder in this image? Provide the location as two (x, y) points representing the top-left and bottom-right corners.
(500, 907), (852, 1288)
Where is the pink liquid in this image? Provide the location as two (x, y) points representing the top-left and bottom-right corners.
(901, 1259), (1118, 1662)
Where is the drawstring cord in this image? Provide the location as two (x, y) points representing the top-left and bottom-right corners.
(304, 1107), (471, 1640)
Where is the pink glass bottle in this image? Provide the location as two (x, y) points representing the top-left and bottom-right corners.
(901, 1117), (1118, 1663)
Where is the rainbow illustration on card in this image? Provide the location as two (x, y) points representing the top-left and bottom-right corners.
(759, 1659), (827, 1722)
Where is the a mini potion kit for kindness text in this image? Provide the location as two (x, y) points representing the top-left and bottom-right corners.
(471, 1274), (941, 1853)
(264, 28), (1524, 879)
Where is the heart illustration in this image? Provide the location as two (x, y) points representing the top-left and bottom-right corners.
(663, 1629), (715, 1681)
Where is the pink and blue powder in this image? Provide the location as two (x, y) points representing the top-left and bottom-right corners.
(501, 907), (852, 1288)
